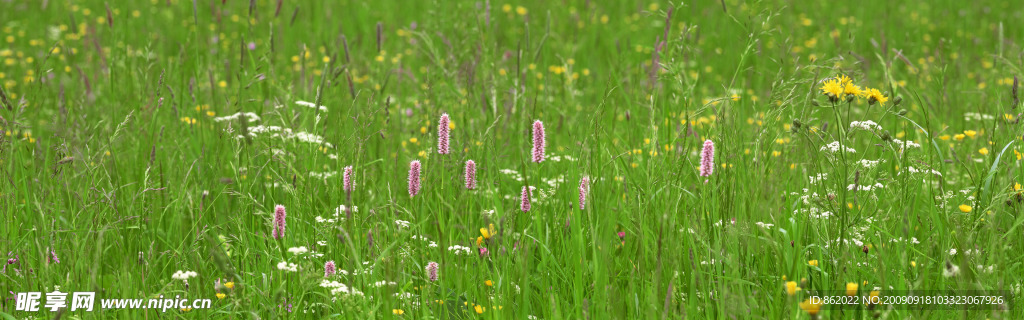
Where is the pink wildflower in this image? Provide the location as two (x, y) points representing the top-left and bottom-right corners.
(464, 160), (477, 190)
(408, 160), (422, 197)
(578, 176), (590, 210)
(520, 186), (531, 212)
(699, 139), (715, 177)
(438, 113), (451, 154)
(343, 166), (354, 194)
(531, 120), (545, 163)
(425, 261), (439, 282)
(324, 261), (336, 277)
(272, 205), (287, 239)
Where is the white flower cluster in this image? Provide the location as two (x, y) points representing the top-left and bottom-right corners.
(238, 125), (334, 148)
(499, 169), (523, 181)
(888, 237), (920, 244)
(287, 246), (309, 255)
(963, 112), (994, 121)
(411, 235), (438, 248)
(447, 245), (472, 255)
(849, 120), (882, 131)
(320, 279), (364, 296)
(371, 280), (397, 287)
(395, 220), (411, 229)
(809, 173), (828, 184)
(891, 138), (921, 149)
(906, 166), (942, 176)
(755, 222), (774, 229)
(213, 112), (261, 122)
(857, 159), (881, 168)
(295, 100), (328, 112)
(171, 270), (198, 281)
(820, 141), (856, 153)
(277, 261), (299, 272)
(847, 183), (884, 191)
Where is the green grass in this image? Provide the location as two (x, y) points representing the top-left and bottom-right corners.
(2, 0), (1023, 318)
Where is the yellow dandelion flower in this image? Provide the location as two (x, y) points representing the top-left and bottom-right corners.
(958, 204), (972, 213)
(216, 293), (226, 299)
(846, 283), (858, 296)
(864, 88), (888, 105)
(799, 299), (822, 316)
(843, 83), (862, 97)
(964, 130), (977, 138)
(392, 309), (405, 315)
(837, 74), (852, 85)
(785, 281), (800, 296)
(224, 282), (234, 289)
(979, 147), (989, 155)
(820, 79), (843, 100)
(808, 260), (819, 267)
(475, 305), (485, 314)
(485, 280), (493, 286)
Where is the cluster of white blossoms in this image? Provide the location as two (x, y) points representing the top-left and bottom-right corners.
(213, 112), (261, 122)
(395, 220), (411, 229)
(277, 261), (299, 272)
(906, 166), (942, 176)
(447, 245), (472, 255)
(319, 280), (363, 296)
(820, 141), (856, 153)
(171, 270), (198, 281)
(238, 125), (334, 148)
(847, 183), (885, 191)
(857, 159), (881, 168)
(849, 120), (882, 131)
(890, 138), (921, 149)
(287, 246), (309, 255)
(809, 173), (828, 184)
(294, 100), (329, 112)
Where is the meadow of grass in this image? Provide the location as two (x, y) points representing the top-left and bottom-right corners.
(2, 0), (1024, 318)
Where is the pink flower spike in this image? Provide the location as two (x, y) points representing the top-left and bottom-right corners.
(425, 261), (439, 282)
(437, 113), (451, 155)
(464, 160), (477, 190)
(520, 186), (531, 212)
(343, 166), (354, 194)
(531, 120), (546, 163)
(324, 261), (336, 277)
(578, 176), (590, 210)
(699, 139), (715, 177)
(408, 160), (422, 197)
(478, 247), (489, 257)
(272, 205), (287, 240)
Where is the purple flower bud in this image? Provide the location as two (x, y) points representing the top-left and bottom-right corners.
(464, 160), (477, 190)
(324, 261), (336, 277)
(531, 120), (546, 163)
(343, 166), (354, 194)
(520, 186), (531, 212)
(408, 160), (422, 197)
(272, 205), (287, 239)
(578, 176), (589, 210)
(437, 113), (451, 155)
(699, 139), (715, 177)
(425, 261), (439, 282)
